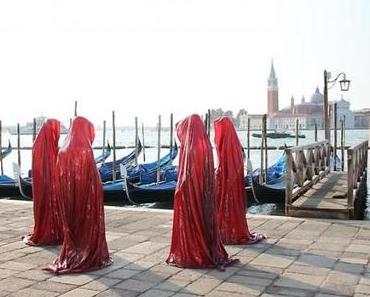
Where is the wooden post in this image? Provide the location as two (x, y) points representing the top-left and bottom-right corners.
(333, 102), (337, 171)
(112, 111), (116, 182)
(157, 115), (161, 183)
(0, 120), (3, 175)
(17, 123), (21, 167)
(295, 118), (299, 146)
(141, 122), (146, 162)
(323, 70), (330, 142)
(207, 109), (211, 137)
(347, 148), (354, 210)
(340, 117), (344, 171)
(314, 122), (318, 142)
(259, 115), (265, 184)
(32, 118), (37, 142)
(264, 114), (268, 181)
(74, 101), (78, 117)
(285, 149), (293, 215)
(170, 113), (174, 151)
(247, 118), (250, 159)
(135, 117), (138, 166)
(102, 120), (106, 164)
(204, 113), (208, 131)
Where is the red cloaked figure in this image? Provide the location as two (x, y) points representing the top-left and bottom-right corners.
(214, 116), (265, 244)
(46, 116), (112, 274)
(23, 119), (63, 246)
(166, 114), (235, 269)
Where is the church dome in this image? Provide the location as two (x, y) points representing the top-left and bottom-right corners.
(310, 87), (324, 104)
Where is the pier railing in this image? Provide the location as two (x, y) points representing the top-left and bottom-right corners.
(285, 140), (330, 214)
(347, 140), (368, 210)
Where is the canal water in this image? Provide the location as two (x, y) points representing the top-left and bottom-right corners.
(1, 127), (369, 219)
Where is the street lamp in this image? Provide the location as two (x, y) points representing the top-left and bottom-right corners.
(323, 70), (351, 170)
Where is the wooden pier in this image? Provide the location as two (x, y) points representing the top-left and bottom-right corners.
(285, 140), (368, 219)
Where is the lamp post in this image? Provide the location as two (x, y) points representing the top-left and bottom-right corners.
(323, 70), (351, 170)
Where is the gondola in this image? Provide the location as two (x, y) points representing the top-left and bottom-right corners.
(251, 176), (286, 204)
(99, 140), (143, 182)
(252, 132), (305, 139)
(250, 153), (287, 204)
(0, 141), (12, 161)
(0, 175), (19, 197)
(103, 163), (178, 201)
(124, 178), (177, 205)
(95, 142), (112, 164)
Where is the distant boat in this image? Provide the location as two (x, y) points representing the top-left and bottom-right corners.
(6, 116), (68, 135)
(252, 131), (305, 139)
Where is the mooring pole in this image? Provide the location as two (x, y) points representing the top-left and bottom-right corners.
(157, 115), (161, 183)
(112, 111), (116, 182)
(141, 122), (146, 162)
(135, 117), (139, 166)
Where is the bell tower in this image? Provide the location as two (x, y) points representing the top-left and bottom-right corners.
(267, 60), (279, 115)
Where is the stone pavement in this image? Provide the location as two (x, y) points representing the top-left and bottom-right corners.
(0, 199), (369, 297)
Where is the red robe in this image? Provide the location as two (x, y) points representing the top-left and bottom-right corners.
(166, 114), (234, 269)
(23, 119), (63, 246)
(46, 116), (112, 274)
(214, 117), (265, 244)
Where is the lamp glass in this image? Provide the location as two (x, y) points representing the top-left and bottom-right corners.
(339, 78), (350, 91)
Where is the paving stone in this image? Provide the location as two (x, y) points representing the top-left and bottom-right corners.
(59, 288), (100, 297)
(334, 261), (365, 273)
(297, 254), (337, 268)
(115, 279), (156, 292)
(15, 269), (51, 281)
(104, 268), (140, 280)
(207, 291), (252, 297)
(0, 268), (18, 278)
(250, 253), (296, 268)
(155, 277), (191, 292)
(215, 282), (264, 296)
(324, 271), (361, 286)
(355, 284), (370, 294)
(31, 280), (77, 293)
(228, 274), (274, 286)
(95, 288), (139, 297)
(320, 283), (356, 296)
(49, 274), (99, 286)
(286, 264), (330, 276)
(81, 277), (122, 291)
(138, 289), (174, 297)
(346, 244), (370, 254)
(265, 285), (315, 297)
(0, 276), (35, 292)
(10, 288), (59, 297)
(182, 277), (222, 295)
(172, 294), (202, 297)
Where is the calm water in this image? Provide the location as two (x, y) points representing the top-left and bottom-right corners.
(1, 127), (369, 219)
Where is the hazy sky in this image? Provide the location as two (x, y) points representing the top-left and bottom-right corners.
(0, 0), (369, 126)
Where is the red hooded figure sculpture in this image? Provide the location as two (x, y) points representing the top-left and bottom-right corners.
(214, 117), (265, 244)
(166, 114), (234, 269)
(23, 119), (63, 246)
(46, 116), (112, 274)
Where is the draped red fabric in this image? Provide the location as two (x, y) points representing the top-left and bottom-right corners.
(23, 119), (63, 246)
(214, 116), (265, 244)
(46, 116), (112, 274)
(166, 114), (234, 269)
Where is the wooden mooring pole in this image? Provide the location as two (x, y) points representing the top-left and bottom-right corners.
(334, 102), (337, 171)
(112, 111), (116, 182)
(295, 118), (299, 146)
(314, 122), (318, 142)
(157, 115), (161, 183)
(17, 123), (21, 167)
(74, 101), (78, 117)
(141, 122), (146, 162)
(264, 114), (268, 181)
(170, 113), (174, 151)
(32, 118), (37, 143)
(207, 109), (211, 137)
(247, 118), (250, 159)
(0, 120), (3, 175)
(102, 120), (106, 164)
(135, 117), (139, 166)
